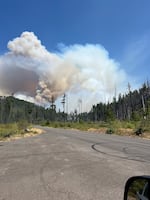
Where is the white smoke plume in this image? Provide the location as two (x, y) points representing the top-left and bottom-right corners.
(0, 31), (127, 112)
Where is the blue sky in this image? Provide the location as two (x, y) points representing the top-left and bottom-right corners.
(0, 0), (150, 78)
(0, 0), (150, 110)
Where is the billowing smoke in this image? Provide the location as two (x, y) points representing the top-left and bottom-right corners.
(0, 32), (127, 111)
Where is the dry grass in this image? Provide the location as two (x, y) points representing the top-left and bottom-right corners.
(0, 127), (44, 141)
(87, 127), (107, 133)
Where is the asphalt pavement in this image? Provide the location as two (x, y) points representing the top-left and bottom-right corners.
(0, 126), (150, 200)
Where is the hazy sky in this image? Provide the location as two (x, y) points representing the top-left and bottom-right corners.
(0, 0), (149, 111)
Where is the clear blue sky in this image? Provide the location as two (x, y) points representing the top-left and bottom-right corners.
(0, 0), (150, 85)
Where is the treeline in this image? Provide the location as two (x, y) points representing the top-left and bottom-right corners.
(88, 82), (150, 122)
(0, 82), (149, 124)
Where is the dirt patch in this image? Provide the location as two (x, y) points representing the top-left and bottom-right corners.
(117, 128), (133, 136)
(142, 132), (150, 139)
(88, 127), (107, 133)
(25, 127), (44, 136)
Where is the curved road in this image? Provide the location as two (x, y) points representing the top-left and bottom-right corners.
(0, 126), (150, 200)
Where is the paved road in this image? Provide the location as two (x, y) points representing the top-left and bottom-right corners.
(0, 127), (150, 200)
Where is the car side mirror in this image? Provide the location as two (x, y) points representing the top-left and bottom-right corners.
(124, 176), (150, 200)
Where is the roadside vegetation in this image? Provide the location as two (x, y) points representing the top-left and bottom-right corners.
(42, 119), (150, 138)
(0, 119), (149, 141)
(0, 121), (27, 140)
(42, 120), (108, 131)
(0, 121), (41, 140)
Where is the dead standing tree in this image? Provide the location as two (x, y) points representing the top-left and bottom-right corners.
(61, 94), (66, 121)
(50, 95), (56, 121)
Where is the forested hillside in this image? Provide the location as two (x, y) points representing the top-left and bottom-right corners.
(0, 96), (55, 123)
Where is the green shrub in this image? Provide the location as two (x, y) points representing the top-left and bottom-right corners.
(54, 123), (58, 128)
(45, 121), (50, 125)
(67, 123), (71, 128)
(106, 129), (114, 134)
